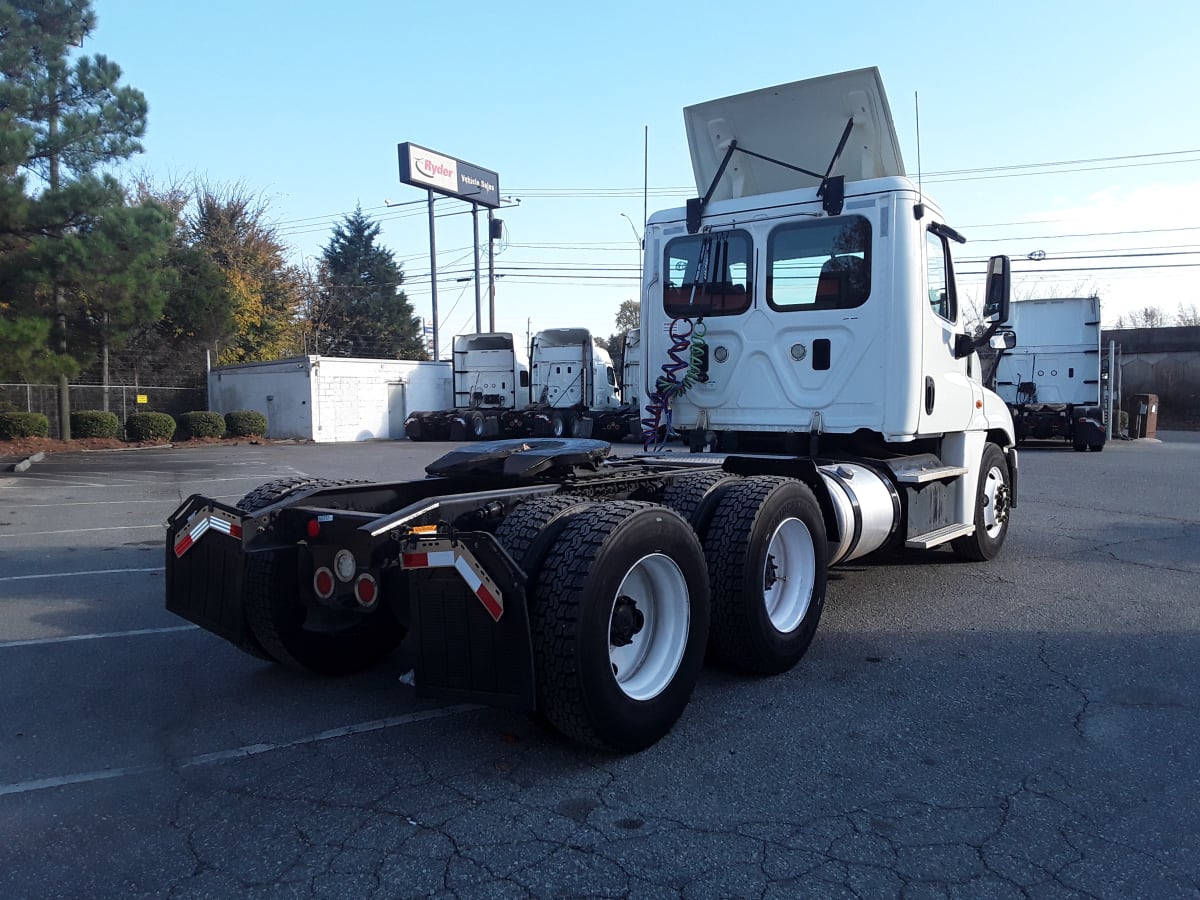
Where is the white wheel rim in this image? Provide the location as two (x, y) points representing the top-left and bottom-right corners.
(608, 553), (690, 701)
(762, 517), (816, 633)
(982, 465), (1009, 538)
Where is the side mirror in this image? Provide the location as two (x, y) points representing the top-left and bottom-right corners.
(988, 328), (1017, 351)
(983, 255), (1011, 324)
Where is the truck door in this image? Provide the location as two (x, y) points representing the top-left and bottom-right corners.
(917, 229), (974, 434)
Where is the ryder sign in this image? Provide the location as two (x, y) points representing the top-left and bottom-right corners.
(398, 142), (501, 208)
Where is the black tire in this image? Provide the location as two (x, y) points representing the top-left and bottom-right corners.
(243, 551), (404, 676)
(703, 476), (827, 675)
(493, 494), (596, 574)
(531, 501), (710, 752)
(550, 411), (566, 438)
(1088, 443), (1104, 453)
(236, 476), (367, 513)
(951, 443), (1013, 562)
(234, 477), (365, 661)
(468, 411), (487, 440)
(659, 471), (741, 537)
(236, 476), (396, 672)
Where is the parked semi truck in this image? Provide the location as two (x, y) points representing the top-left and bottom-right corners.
(502, 327), (628, 441)
(165, 68), (1018, 752)
(404, 332), (529, 441)
(992, 296), (1106, 452)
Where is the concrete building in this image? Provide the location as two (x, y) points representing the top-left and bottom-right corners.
(207, 356), (451, 442)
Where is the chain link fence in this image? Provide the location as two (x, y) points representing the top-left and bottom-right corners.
(0, 383), (208, 437)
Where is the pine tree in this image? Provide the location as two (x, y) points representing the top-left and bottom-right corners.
(312, 207), (425, 359)
(0, 0), (162, 435)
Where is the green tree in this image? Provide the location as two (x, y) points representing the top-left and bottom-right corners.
(311, 207), (425, 359)
(185, 183), (302, 363)
(615, 298), (640, 334)
(605, 299), (641, 375)
(0, 0), (155, 435)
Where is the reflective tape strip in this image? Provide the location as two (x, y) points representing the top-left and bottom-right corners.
(401, 542), (504, 621)
(174, 510), (243, 558)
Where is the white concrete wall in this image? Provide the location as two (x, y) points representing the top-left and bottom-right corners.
(207, 358), (315, 440)
(207, 357), (452, 442)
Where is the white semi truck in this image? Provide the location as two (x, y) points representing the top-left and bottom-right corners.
(991, 296), (1107, 451)
(165, 68), (1018, 753)
(403, 332), (529, 441)
(502, 327), (628, 441)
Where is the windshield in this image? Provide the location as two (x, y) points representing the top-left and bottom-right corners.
(663, 230), (752, 318)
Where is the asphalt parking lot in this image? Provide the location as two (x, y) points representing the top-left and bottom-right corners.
(1, 436), (1198, 899)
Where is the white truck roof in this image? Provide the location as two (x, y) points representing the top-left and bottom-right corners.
(684, 67), (906, 201)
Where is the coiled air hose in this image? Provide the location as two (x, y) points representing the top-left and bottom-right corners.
(641, 318), (707, 451)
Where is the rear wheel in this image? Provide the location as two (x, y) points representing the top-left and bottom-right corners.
(550, 411), (567, 438)
(531, 502), (710, 752)
(494, 494), (596, 574)
(237, 476), (367, 513)
(951, 443), (1012, 561)
(703, 477), (827, 675)
(659, 470), (741, 537)
(1088, 442), (1105, 452)
(244, 551), (404, 675)
(237, 477), (402, 674)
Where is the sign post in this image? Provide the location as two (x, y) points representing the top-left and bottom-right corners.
(398, 143), (501, 354)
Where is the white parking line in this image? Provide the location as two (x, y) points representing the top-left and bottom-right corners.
(0, 566), (165, 583)
(0, 705), (481, 797)
(0, 624), (196, 649)
(0, 524), (162, 538)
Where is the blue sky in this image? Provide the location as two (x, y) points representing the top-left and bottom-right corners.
(91, 0), (1200, 352)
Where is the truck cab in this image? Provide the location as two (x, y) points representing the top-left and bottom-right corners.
(641, 68), (1014, 459)
(453, 332), (529, 410)
(530, 327), (621, 411)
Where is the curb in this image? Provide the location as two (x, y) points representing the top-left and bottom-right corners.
(11, 452), (45, 473)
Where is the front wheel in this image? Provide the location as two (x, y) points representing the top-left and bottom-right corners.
(951, 443), (1012, 561)
(703, 477), (827, 675)
(531, 502), (710, 752)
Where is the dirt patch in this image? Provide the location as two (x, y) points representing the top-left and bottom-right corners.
(1, 435), (293, 459)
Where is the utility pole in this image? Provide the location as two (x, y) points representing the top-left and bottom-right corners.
(49, 65), (70, 440)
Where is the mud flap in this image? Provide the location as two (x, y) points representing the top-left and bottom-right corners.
(407, 533), (536, 710)
(165, 497), (252, 646)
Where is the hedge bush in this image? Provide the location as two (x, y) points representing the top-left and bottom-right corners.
(178, 410), (226, 439)
(125, 412), (177, 442)
(225, 409), (268, 437)
(70, 410), (121, 439)
(0, 412), (50, 439)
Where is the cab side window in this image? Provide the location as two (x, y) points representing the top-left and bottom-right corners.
(926, 231), (956, 322)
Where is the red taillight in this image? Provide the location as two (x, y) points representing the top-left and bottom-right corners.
(306, 519), (321, 538)
(354, 573), (378, 608)
(313, 567), (335, 599)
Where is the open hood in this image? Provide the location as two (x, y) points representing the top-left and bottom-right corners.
(684, 67), (906, 201)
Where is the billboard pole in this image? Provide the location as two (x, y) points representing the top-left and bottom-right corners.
(427, 190), (439, 360)
(487, 210), (496, 331)
(472, 201), (482, 333)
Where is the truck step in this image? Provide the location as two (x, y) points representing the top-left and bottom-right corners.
(892, 463), (968, 484)
(905, 522), (974, 549)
